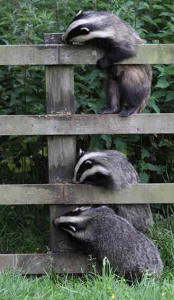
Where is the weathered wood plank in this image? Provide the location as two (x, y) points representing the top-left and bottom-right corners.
(46, 66), (76, 253)
(0, 253), (90, 274)
(0, 44), (174, 65)
(44, 33), (63, 44)
(0, 113), (174, 135)
(0, 183), (174, 204)
(45, 32), (77, 256)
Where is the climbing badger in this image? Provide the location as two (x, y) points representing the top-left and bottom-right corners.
(73, 150), (153, 232)
(63, 10), (152, 117)
(73, 150), (139, 190)
(54, 206), (163, 282)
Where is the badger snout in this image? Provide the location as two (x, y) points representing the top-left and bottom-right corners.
(62, 34), (68, 43)
(72, 175), (78, 183)
(53, 217), (61, 227)
(53, 216), (70, 227)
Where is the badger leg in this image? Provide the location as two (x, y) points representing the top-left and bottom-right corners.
(119, 81), (146, 117)
(97, 55), (112, 69)
(102, 75), (120, 114)
(119, 106), (139, 117)
(118, 65), (151, 117)
(96, 44), (135, 69)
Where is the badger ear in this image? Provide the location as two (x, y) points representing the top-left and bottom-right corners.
(80, 27), (90, 34)
(76, 10), (83, 17)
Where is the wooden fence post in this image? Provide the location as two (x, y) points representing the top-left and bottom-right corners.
(44, 34), (77, 253)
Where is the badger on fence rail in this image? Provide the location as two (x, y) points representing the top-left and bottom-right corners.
(73, 150), (153, 232)
(63, 10), (152, 117)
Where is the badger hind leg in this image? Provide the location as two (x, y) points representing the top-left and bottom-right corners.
(102, 73), (120, 114)
(118, 65), (152, 117)
(119, 95), (148, 117)
(119, 86), (147, 117)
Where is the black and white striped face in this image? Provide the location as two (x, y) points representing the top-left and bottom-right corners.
(53, 206), (92, 240)
(63, 10), (114, 44)
(73, 152), (113, 188)
(53, 206), (113, 240)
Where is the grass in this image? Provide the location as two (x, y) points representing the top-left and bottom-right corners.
(0, 269), (174, 300)
(0, 210), (174, 299)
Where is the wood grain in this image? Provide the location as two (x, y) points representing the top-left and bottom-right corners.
(0, 253), (90, 274)
(1, 113), (174, 135)
(46, 65), (77, 253)
(0, 183), (174, 205)
(0, 44), (174, 65)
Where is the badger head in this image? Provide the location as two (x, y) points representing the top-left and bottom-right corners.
(63, 10), (115, 44)
(53, 206), (114, 242)
(73, 151), (115, 189)
(53, 206), (94, 241)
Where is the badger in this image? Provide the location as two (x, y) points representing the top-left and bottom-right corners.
(63, 10), (152, 117)
(73, 150), (153, 232)
(73, 150), (139, 190)
(54, 206), (163, 282)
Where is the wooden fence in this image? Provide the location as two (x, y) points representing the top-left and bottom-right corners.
(0, 33), (174, 274)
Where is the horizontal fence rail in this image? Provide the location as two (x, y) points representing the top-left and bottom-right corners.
(1, 38), (174, 275)
(1, 113), (174, 135)
(0, 44), (174, 65)
(0, 254), (90, 274)
(0, 183), (174, 205)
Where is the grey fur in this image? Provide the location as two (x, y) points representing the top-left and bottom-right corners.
(116, 204), (153, 233)
(54, 206), (163, 281)
(63, 11), (152, 117)
(74, 150), (153, 232)
(74, 150), (139, 190)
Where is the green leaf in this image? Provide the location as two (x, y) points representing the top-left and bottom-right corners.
(101, 135), (112, 149)
(141, 148), (150, 159)
(166, 91), (174, 102)
(155, 77), (170, 89)
(139, 172), (149, 183)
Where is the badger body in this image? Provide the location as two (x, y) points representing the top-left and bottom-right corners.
(63, 10), (152, 117)
(54, 206), (163, 281)
(73, 150), (153, 232)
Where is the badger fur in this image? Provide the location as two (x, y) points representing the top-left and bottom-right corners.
(73, 150), (153, 232)
(54, 206), (163, 282)
(73, 150), (139, 190)
(63, 10), (152, 117)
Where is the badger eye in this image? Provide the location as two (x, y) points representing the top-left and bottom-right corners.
(68, 225), (76, 232)
(72, 207), (81, 213)
(80, 27), (90, 34)
(85, 160), (93, 168)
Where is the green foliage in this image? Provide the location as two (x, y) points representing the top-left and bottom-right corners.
(0, 206), (49, 253)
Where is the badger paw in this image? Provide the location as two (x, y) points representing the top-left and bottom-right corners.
(102, 107), (119, 114)
(119, 107), (137, 117)
(96, 57), (113, 69)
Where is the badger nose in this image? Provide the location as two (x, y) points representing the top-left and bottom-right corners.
(72, 174), (78, 183)
(62, 34), (66, 42)
(62, 33), (69, 44)
(53, 217), (61, 227)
